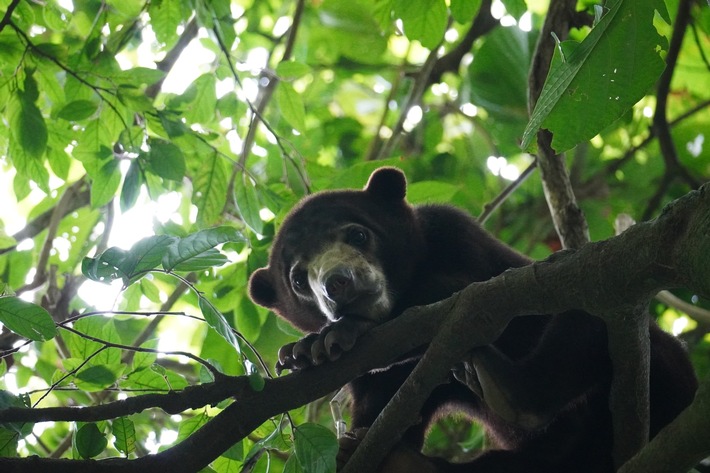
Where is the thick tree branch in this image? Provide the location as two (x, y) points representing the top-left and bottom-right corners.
(343, 182), (710, 472)
(1, 184), (709, 472)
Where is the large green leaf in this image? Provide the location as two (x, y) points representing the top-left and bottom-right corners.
(275, 82), (306, 132)
(146, 139), (186, 181)
(192, 152), (229, 227)
(90, 157), (121, 208)
(450, 0), (481, 24)
(234, 174), (265, 235)
(57, 100), (98, 121)
(199, 297), (239, 351)
(75, 423), (108, 459)
(0, 297), (56, 341)
(522, 0), (668, 152)
(82, 236), (176, 285)
(294, 423), (338, 473)
(148, 0), (185, 48)
(393, 0), (447, 49)
(112, 417), (136, 456)
(119, 235), (177, 284)
(162, 226), (245, 271)
(7, 88), (47, 160)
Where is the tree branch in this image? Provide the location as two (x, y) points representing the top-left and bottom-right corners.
(1, 184), (709, 472)
(342, 182), (710, 472)
(527, 0), (589, 250)
(0, 0), (21, 34)
(652, 0), (700, 191)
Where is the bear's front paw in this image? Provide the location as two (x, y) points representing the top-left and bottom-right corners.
(276, 318), (375, 373)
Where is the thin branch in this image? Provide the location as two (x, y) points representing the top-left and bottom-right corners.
(0, 182), (89, 256)
(375, 37), (444, 161)
(528, 0), (589, 250)
(652, 0), (700, 189)
(0, 0), (21, 34)
(479, 161), (537, 224)
(428, 0), (497, 85)
(145, 18), (199, 99)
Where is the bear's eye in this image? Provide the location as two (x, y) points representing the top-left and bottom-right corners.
(346, 227), (368, 248)
(291, 271), (308, 293)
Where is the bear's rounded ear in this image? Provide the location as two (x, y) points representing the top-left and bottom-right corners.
(365, 167), (407, 201)
(249, 268), (279, 309)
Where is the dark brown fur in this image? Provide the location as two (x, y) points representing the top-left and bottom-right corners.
(249, 167), (697, 472)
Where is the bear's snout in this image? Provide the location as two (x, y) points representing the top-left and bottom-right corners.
(324, 270), (353, 304)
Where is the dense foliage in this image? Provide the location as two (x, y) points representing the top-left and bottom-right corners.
(0, 0), (708, 471)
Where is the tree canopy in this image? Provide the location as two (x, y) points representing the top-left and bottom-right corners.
(0, 0), (708, 472)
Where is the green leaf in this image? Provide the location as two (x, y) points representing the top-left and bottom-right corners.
(198, 297), (239, 351)
(120, 159), (142, 212)
(90, 158), (121, 208)
(64, 317), (104, 359)
(393, 0), (447, 49)
(121, 235), (177, 284)
(234, 174), (264, 234)
(183, 74), (217, 124)
(75, 423), (108, 459)
(176, 411), (210, 442)
(147, 139), (186, 181)
(112, 417), (136, 456)
(276, 61), (312, 80)
(8, 138), (50, 193)
(192, 152), (229, 227)
(450, 0), (481, 24)
(522, 0), (668, 152)
(318, 0), (388, 62)
(47, 147), (71, 180)
(0, 297), (56, 341)
(0, 428), (19, 457)
(8, 91), (47, 160)
(113, 67), (166, 86)
(83, 236), (175, 285)
(75, 364), (121, 391)
(82, 248), (127, 283)
(284, 455), (305, 473)
(162, 226), (245, 271)
(275, 82), (306, 132)
(0, 391), (32, 437)
(57, 100), (98, 121)
(171, 249), (227, 271)
(43, 2), (72, 31)
(148, 0), (185, 48)
(294, 423), (338, 473)
(467, 26), (533, 121)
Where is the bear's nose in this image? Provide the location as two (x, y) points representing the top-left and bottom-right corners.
(324, 272), (352, 303)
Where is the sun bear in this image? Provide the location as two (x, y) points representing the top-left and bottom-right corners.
(248, 167), (697, 472)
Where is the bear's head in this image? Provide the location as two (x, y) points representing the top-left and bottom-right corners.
(249, 167), (424, 333)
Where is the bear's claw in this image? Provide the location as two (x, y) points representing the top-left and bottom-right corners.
(275, 318), (376, 373)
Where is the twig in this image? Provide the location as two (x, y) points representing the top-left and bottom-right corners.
(376, 36), (444, 161)
(528, 0), (589, 250)
(0, 0), (21, 34)
(652, 0), (700, 189)
(145, 18), (200, 99)
(428, 0), (497, 84)
(478, 161), (537, 224)
(60, 325), (223, 377)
